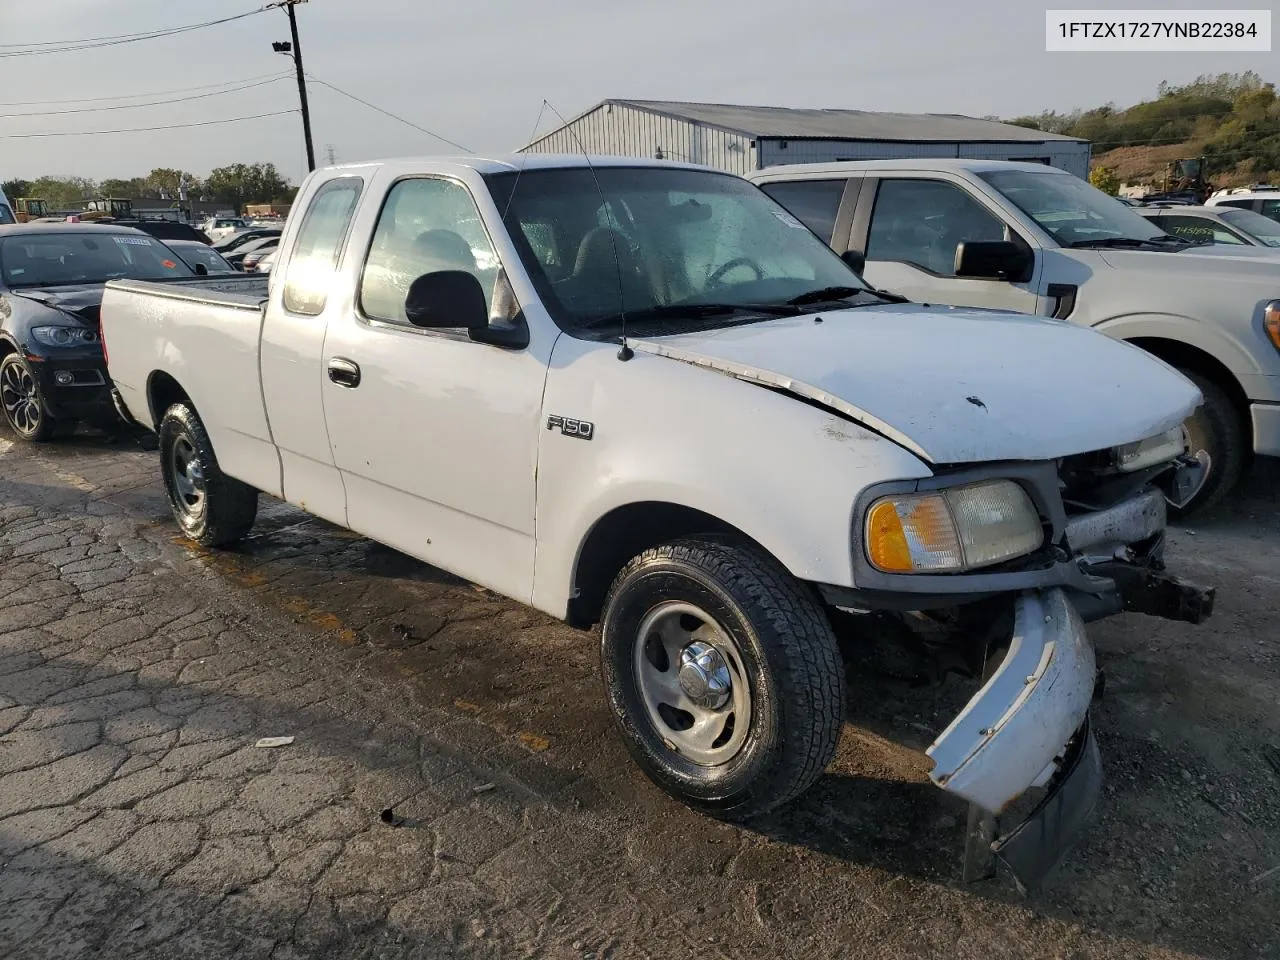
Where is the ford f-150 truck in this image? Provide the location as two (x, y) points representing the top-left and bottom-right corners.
(100, 155), (1215, 891)
(749, 159), (1280, 510)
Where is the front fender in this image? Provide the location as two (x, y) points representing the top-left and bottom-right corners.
(530, 337), (931, 619)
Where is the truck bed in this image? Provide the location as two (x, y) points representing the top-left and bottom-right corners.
(102, 273), (281, 499)
(106, 274), (269, 308)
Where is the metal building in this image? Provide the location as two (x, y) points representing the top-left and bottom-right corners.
(521, 99), (1091, 179)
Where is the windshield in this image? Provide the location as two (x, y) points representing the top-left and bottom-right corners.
(979, 169), (1168, 246)
(1219, 208), (1280, 247)
(0, 232), (195, 288)
(485, 166), (867, 334)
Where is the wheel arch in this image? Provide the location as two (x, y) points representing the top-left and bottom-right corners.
(146, 370), (195, 429)
(566, 501), (779, 629)
(1125, 336), (1251, 434)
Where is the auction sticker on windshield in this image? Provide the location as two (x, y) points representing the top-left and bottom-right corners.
(113, 236), (152, 246)
(1046, 9), (1270, 50)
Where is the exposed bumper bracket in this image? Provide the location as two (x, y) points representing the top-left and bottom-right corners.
(1090, 561), (1216, 625)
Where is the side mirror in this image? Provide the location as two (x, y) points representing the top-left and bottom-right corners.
(841, 249), (866, 276)
(194, 263), (209, 276)
(404, 270), (529, 349)
(405, 270), (488, 331)
(954, 240), (1033, 283)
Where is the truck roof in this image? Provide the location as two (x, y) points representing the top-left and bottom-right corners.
(318, 154), (712, 177)
(749, 158), (1075, 179)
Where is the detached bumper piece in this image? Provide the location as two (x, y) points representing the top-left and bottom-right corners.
(989, 718), (1102, 893)
(926, 589), (1101, 893)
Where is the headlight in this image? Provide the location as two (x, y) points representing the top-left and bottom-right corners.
(29, 325), (98, 348)
(1112, 426), (1185, 474)
(865, 479), (1043, 574)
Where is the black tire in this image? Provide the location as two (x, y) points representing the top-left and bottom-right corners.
(1174, 368), (1247, 515)
(600, 536), (845, 820)
(0, 353), (65, 442)
(158, 402), (258, 546)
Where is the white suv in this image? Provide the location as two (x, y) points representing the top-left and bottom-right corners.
(1205, 186), (1280, 223)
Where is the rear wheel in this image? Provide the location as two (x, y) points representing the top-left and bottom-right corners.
(159, 402), (258, 546)
(600, 537), (845, 820)
(1174, 368), (1247, 515)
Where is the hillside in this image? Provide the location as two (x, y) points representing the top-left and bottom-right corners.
(1007, 72), (1280, 189)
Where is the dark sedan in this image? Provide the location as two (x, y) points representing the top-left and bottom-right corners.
(0, 223), (194, 441)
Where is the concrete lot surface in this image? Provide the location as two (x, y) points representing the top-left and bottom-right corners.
(0, 427), (1277, 959)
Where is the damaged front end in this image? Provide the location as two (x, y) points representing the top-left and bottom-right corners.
(820, 432), (1215, 893)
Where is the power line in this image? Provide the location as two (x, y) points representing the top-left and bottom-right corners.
(0, 75), (291, 118)
(0, 71), (291, 107)
(306, 74), (471, 152)
(0, 110), (297, 139)
(0, 8), (268, 58)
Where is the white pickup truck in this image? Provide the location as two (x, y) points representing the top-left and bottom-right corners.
(749, 159), (1280, 509)
(101, 155), (1215, 890)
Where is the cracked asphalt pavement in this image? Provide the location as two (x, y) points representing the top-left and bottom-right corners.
(0, 426), (1277, 959)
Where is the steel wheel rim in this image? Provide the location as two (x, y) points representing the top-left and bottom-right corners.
(1, 361), (42, 435)
(633, 601), (751, 767)
(1181, 419), (1213, 480)
(169, 434), (206, 517)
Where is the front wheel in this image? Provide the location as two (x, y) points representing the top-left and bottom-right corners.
(1174, 369), (1247, 515)
(600, 537), (846, 820)
(159, 402), (258, 546)
(0, 354), (62, 442)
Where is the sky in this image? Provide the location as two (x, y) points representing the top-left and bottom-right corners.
(1, 0), (1274, 185)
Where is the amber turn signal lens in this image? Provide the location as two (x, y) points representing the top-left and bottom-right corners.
(1265, 300), (1280, 352)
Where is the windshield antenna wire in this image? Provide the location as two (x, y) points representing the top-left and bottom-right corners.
(542, 99), (633, 361)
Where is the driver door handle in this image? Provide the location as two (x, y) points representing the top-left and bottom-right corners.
(327, 357), (361, 388)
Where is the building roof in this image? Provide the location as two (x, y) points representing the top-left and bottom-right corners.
(595, 99), (1086, 145)
(331, 154), (712, 175)
(749, 158), (1081, 180)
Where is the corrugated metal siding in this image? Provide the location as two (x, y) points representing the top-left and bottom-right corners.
(758, 138), (1093, 179)
(522, 103), (753, 174)
(958, 142), (1092, 179)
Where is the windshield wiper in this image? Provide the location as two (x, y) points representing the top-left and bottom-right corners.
(786, 285), (911, 307)
(581, 301), (802, 329)
(1067, 235), (1192, 250)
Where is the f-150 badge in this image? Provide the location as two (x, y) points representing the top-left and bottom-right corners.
(547, 415), (593, 440)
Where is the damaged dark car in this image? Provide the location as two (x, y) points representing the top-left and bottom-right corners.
(0, 223), (194, 440)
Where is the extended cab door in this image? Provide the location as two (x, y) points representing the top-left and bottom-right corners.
(319, 173), (547, 602)
(851, 176), (1043, 314)
(260, 175), (365, 524)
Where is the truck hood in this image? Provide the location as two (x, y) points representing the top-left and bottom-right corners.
(632, 304), (1201, 464)
(1095, 246), (1280, 279)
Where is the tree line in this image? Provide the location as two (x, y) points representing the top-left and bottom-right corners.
(1007, 71), (1280, 185)
(1, 162), (297, 213)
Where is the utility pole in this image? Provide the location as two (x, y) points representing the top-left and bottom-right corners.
(271, 0), (315, 172)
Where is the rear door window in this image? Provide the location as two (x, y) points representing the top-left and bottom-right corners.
(282, 177), (363, 316)
(758, 180), (846, 243)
